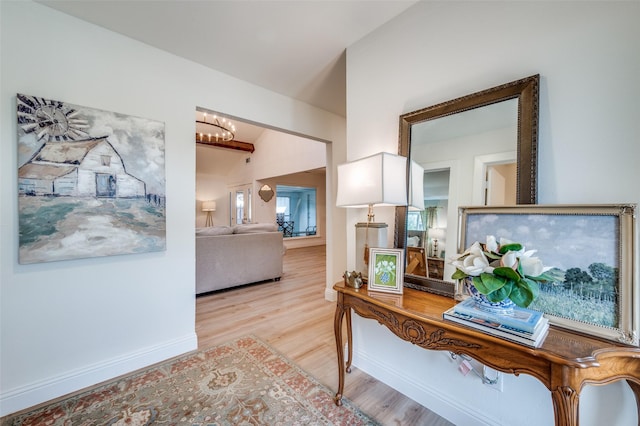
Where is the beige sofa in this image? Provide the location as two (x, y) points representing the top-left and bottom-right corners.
(196, 224), (284, 295)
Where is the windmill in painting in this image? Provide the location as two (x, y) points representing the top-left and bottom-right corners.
(17, 94), (166, 264)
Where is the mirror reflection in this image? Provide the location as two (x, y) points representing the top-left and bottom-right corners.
(410, 99), (518, 281)
(406, 169), (449, 279)
(395, 75), (539, 296)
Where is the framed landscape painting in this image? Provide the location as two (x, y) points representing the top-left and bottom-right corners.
(458, 204), (637, 345)
(17, 93), (166, 264)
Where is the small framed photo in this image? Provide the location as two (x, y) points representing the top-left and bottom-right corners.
(368, 248), (404, 294)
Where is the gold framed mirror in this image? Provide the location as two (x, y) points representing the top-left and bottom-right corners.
(395, 75), (540, 296)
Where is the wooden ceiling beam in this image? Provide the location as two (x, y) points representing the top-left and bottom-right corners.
(195, 136), (255, 153)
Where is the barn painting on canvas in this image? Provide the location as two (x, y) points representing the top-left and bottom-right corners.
(17, 93), (166, 264)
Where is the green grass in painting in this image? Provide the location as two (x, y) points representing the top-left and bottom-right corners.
(18, 196), (166, 263)
(19, 199), (77, 245)
(530, 287), (617, 328)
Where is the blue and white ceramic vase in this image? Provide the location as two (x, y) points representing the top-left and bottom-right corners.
(463, 277), (516, 315)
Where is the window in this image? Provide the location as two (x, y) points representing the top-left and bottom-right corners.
(235, 190), (244, 224)
(275, 185), (317, 238)
(230, 184), (252, 225)
(101, 155), (111, 166)
(407, 211), (425, 231)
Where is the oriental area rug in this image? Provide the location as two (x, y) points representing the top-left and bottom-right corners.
(2, 336), (378, 426)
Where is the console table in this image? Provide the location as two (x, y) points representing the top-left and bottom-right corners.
(333, 282), (640, 426)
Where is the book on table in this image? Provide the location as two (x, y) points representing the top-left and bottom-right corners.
(443, 299), (549, 347)
(443, 307), (549, 347)
(453, 297), (544, 333)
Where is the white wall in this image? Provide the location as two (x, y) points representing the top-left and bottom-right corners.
(252, 129), (327, 181)
(0, 1), (346, 415)
(346, 1), (639, 425)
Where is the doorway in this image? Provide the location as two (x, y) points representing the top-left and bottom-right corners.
(194, 108), (329, 247)
(230, 184), (252, 225)
(485, 162), (516, 205)
(276, 185), (317, 238)
(96, 173), (116, 197)
(472, 151), (517, 206)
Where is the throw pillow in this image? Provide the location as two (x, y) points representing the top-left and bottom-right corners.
(196, 226), (234, 236)
(233, 223), (278, 234)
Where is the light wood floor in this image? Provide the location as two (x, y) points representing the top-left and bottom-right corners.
(196, 245), (454, 426)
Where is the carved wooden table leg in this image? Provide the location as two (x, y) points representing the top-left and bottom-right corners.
(333, 299), (346, 406)
(345, 308), (353, 374)
(626, 380), (640, 426)
(551, 386), (579, 426)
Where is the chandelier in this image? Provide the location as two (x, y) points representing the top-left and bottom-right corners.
(196, 112), (236, 143)
(195, 111), (255, 153)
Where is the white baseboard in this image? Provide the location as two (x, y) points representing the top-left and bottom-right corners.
(352, 347), (498, 426)
(0, 332), (198, 417)
(324, 286), (337, 302)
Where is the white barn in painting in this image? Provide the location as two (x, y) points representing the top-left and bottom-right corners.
(18, 137), (146, 198)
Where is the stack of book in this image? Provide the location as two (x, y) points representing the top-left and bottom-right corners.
(443, 298), (549, 348)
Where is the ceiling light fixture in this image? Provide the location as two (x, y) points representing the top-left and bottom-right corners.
(197, 112), (235, 143)
(195, 111), (255, 153)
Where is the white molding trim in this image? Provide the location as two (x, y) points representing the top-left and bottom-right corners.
(471, 150), (517, 205)
(352, 345), (498, 426)
(0, 333), (198, 417)
(324, 287), (337, 302)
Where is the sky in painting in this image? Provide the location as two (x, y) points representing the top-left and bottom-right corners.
(464, 213), (618, 272)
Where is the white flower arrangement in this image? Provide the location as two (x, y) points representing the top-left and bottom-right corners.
(450, 235), (553, 307)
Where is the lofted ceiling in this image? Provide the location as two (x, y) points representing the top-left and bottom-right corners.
(36, 0), (419, 117)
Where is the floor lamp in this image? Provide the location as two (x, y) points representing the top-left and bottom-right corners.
(336, 152), (408, 279)
(202, 200), (216, 227)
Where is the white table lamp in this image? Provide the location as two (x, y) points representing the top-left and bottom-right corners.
(337, 152), (408, 277)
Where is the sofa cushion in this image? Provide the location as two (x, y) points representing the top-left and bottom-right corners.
(196, 226), (234, 236)
(233, 223), (278, 234)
